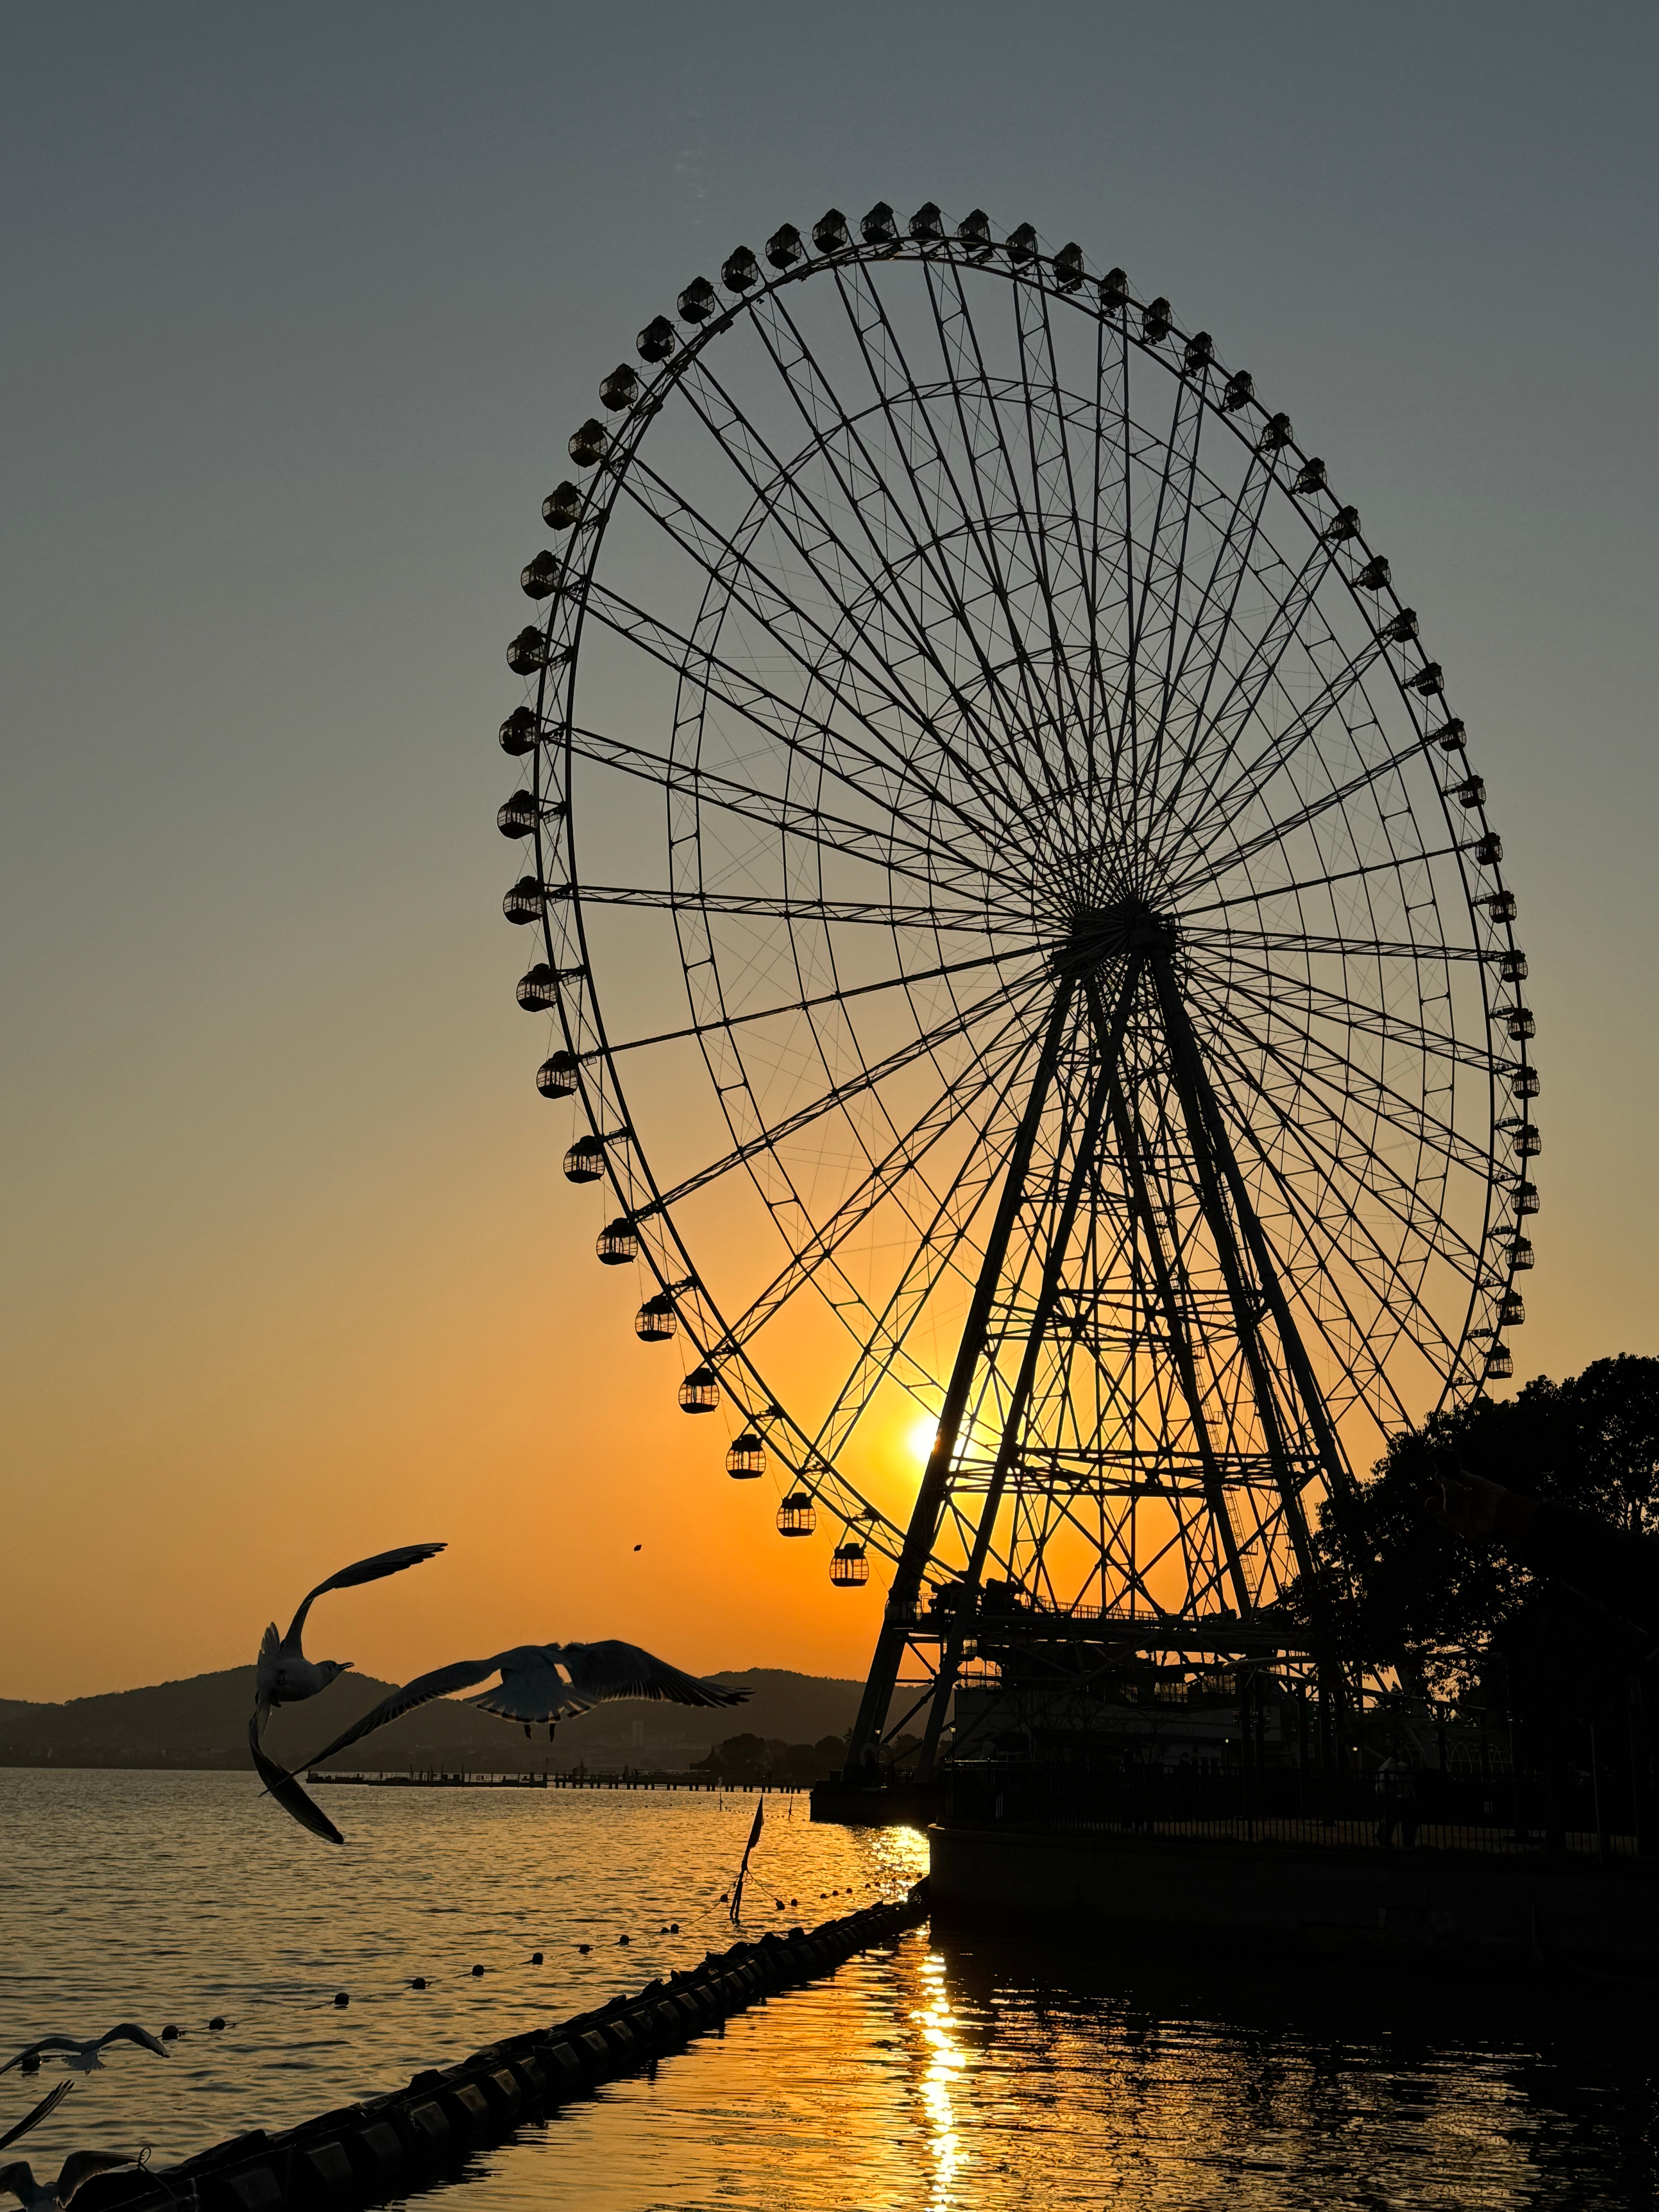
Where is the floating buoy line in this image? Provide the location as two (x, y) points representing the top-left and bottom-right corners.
(80, 1889), (927, 2212)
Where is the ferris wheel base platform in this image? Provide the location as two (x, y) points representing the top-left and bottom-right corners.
(810, 1777), (949, 1829)
(929, 1820), (1659, 1977)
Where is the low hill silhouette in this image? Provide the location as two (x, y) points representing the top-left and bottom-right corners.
(0, 1666), (862, 1773)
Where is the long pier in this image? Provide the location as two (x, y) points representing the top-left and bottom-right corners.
(82, 1887), (929, 2212)
(306, 1771), (806, 1794)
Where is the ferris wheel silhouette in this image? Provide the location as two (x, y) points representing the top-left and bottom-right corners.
(496, 201), (1536, 1773)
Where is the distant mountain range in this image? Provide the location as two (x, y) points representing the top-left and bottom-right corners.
(0, 1666), (864, 1772)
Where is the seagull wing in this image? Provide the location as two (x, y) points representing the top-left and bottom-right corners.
(560, 1642), (752, 1709)
(0, 2083), (72, 2154)
(283, 1542), (448, 1646)
(469, 1648), (584, 1726)
(91, 2027), (166, 2061)
(0, 2045), (81, 2080)
(288, 1656), (506, 1772)
(249, 1714), (345, 1848)
(58, 2154), (132, 2207)
(253, 1624), (281, 1733)
(0, 2162), (36, 2205)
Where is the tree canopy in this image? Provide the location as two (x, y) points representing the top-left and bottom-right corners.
(1289, 1355), (1659, 1708)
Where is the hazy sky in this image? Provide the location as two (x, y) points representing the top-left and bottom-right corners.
(4, 2), (1655, 1702)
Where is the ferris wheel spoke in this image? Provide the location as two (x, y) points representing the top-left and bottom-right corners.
(649, 974), (1044, 1231)
(1146, 534), (1352, 868)
(1165, 728), (1441, 903)
(1147, 436), (1278, 772)
(1140, 467), (1280, 831)
(1002, 269), (1097, 759)
(566, 724), (1012, 901)
(673, 351), (1043, 829)
(722, 994), (1049, 1354)
(1208, 969), (1490, 1190)
(612, 458), (1026, 851)
(1123, 368), (1207, 826)
(928, 255), (1091, 763)
(1156, 637), (1389, 879)
(809, 1209), (1035, 1476)
(1092, 312), (1134, 797)
(1185, 951), (1493, 1074)
(1015, 271), (1106, 780)
(818, 265), (1063, 804)
(1178, 685), (1405, 881)
(802, 1052), (1080, 1473)
(1178, 845), (1466, 927)
(1197, 1049), (1462, 1415)
(581, 578), (1007, 854)
(605, 943), (1040, 1061)
(1181, 923), (1491, 965)
(1200, 1014), (1485, 1297)
(570, 882), (1021, 932)
(737, 290), (1050, 823)
(919, 255), (1087, 821)
(1208, 986), (1493, 1190)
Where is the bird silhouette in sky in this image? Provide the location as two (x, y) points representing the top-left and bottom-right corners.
(268, 1642), (747, 1841)
(253, 1543), (448, 1732)
(247, 1542), (446, 1848)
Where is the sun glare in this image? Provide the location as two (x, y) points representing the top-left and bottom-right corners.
(907, 1416), (939, 1467)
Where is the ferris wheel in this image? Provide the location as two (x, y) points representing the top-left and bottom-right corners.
(497, 201), (1536, 1771)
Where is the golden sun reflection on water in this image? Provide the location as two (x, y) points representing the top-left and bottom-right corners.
(913, 1949), (967, 2207)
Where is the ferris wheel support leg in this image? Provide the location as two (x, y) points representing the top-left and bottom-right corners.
(842, 978), (1080, 1784)
(910, 960), (1148, 1782)
(1156, 953), (1353, 1505)
(1148, 953), (1326, 1596)
(1103, 1066), (1254, 1619)
(1150, 955), (1353, 1672)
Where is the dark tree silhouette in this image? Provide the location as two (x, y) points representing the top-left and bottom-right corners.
(1290, 1355), (1659, 1712)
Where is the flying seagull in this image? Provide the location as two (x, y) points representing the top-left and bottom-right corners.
(0, 2029), (166, 2080)
(0, 2152), (136, 2211)
(270, 1642), (747, 1841)
(248, 1542), (446, 1849)
(254, 1543), (447, 1733)
(0, 2085), (73, 2156)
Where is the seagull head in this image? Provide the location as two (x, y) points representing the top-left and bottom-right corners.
(318, 1659), (353, 1687)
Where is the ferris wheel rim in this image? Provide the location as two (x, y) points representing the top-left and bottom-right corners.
(505, 203), (1535, 1583)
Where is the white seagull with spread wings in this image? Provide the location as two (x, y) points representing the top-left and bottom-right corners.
(268, 1642), (748, 1841)
(0, 2029), (166, 2080)
(248, 1542), (446, 1850)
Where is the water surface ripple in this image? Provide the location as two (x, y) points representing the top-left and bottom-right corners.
(4, 1772), (1652, 2207)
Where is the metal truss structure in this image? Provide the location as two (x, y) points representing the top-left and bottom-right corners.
(496, 201), (1538, 1776)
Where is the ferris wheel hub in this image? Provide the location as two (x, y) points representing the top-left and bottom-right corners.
(1053, 899), (1178, 977)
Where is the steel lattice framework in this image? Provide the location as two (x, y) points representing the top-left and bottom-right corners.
(495, 202), (1539, 1774)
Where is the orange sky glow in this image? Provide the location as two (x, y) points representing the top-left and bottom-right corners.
(4, 18), (1654, 1711)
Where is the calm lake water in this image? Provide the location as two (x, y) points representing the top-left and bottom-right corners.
(3, 1770), (1654, 2208)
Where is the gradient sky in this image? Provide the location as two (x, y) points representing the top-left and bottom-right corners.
(4, 2), (1656, 1703)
